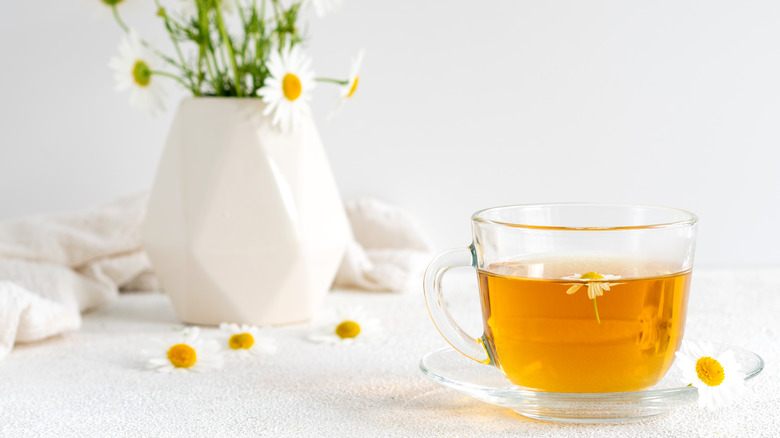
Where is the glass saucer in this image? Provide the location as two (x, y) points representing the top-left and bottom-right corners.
(419, 343), (764, 423)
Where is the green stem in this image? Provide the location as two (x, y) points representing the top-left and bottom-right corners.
(271, 0), (285, 48)
(152, 70), (190, 88)
(111, 6), (130, 33)
(155, 0), (196, 93)
(113, 4), (184, 74)
(315, 78), (349, 85)
(197, 0), (218, 92)
(197, 43), (205, 95)
(256, 0), (268, 72)
(206, 50), (220, 90)
(236, 0), (248, 28)
(215, 1), (243, 97)
(239, 9), (252, 67)
(592, 299), (601, 325)
(217, 39), (228, 71)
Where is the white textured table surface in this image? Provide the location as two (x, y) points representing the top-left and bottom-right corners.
(1, 268), (778, 437)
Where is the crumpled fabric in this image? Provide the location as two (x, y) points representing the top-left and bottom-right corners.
(0, 193), (431, 358)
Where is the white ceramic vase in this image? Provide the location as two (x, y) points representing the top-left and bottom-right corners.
(141, 98), (349, 325)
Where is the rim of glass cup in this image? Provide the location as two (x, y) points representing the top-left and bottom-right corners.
(471, 203), (698, 231)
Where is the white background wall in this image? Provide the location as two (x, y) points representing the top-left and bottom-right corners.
(1, 1), (779, 267)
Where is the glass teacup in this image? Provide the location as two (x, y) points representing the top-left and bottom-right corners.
(423, 203), (698, 393)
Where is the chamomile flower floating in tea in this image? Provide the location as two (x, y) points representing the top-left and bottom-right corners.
(562, 272), (623, 325)
(329, 50), (364, 118)
(219, 323), (277, 359)
(258, 46), (316, 133)
(146, 327), (224, 373)
(309, 306), (384, 345)
(675, 341), (747, 411)
(563, 272), (622, 299)
(109, 31), (166, 115)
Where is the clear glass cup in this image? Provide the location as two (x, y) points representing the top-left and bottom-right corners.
(423, 203), (698, 393)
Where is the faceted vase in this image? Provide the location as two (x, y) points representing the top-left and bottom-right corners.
(141, 98), (349, 325)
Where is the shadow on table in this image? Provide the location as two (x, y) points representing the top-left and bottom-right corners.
(268, 371), (544, 435)
(292, 380), (663, 435)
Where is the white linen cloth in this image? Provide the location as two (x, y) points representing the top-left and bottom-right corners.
(335, 197), (433, 292)
(0, 193), (432, 359)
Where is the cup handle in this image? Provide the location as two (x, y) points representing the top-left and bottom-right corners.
(423, 245), (491, 364)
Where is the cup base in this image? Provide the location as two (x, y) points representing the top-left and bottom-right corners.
(419, 343), (763, 423)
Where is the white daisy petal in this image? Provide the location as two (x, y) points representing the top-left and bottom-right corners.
(586, 284), (596, 299)
(257, 46), (315, 133)
(309, 306), (385, 346)
(144, 327), (224, 372)
(330, 49), (365, 118)
(675, 340), (748, 410)
(109, 30), (166, 115)
(219, 322), (277, 359)
(561, 272), (622, 323)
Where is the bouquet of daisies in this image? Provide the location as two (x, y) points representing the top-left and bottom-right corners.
(104, 0), (362, 132)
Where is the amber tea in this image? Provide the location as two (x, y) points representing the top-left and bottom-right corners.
(478, 258), (691, 393)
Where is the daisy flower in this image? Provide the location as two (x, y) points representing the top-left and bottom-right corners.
(330, 49), (364, 118)
(219, 323), (277, 359)
(108, 30), (166, 115)
(562, 272), (623, 324)
(258, 46), (316, 133)
(309, 306), (384, 346)
(309, 0), (343, 17)
(675, 341), (747, 410)
(146, 327), (224, 373)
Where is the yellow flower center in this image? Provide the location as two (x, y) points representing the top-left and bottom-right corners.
(335, 320), (361, 339)
(167, 344), (197, 368)
(347, 77), (359, 98)
(696, 356), (725, 386)
(228, 333), (255, 350)
(580, 271), (604, 280)
(102, 0), (124, 5)
(282, 73), (302, 101)
(132, 60), (152, 87)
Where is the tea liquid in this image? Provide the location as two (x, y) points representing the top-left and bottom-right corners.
(478, 258), (691, 393)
